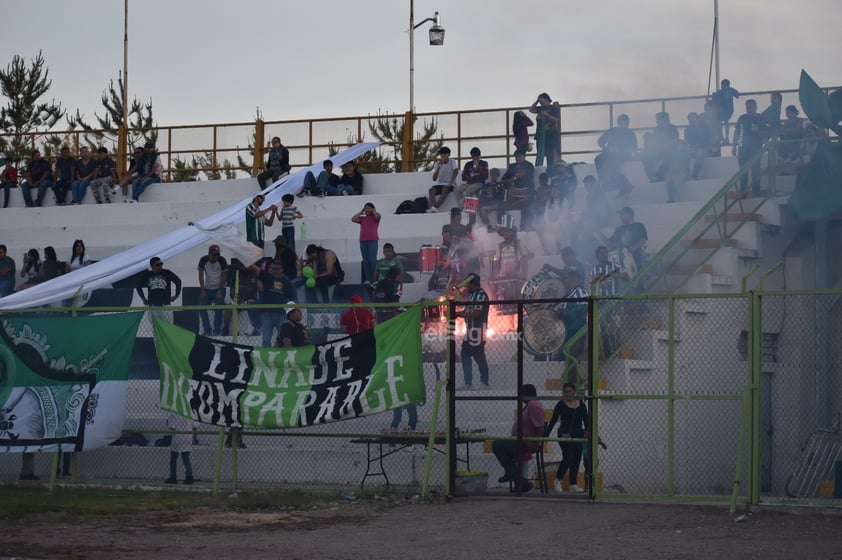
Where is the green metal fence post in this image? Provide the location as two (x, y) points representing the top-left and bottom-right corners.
(667, 296), (676, 496)
(588, 296), (599, 501)
(749, 289), (763, 504)
(422, 380), (446, 500)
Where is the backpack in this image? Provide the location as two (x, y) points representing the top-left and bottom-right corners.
(396, 197), (429, 214)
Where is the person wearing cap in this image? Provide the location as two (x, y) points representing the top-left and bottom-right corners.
(20, 149), (52, 208)
(197, 245), (229, 336)
(340, 294), (376, 336)
(427, 146), (459, 212)
(246, 193), (278, 249)
(600, 206), (648, 274)
(130, 142), (162, 202)
(455, 273), (490, 390)
(257, 259), (296, 347)
(530, 92), (561, 166)
(278, 306), (309, 348)
(453, 147), (489, 205)
(778, 105), (805, 161)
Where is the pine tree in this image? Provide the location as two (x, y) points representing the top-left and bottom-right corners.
(0, 50), (64, 160)
(367, 112), (443, 172)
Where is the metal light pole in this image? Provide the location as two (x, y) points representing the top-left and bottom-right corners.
(714, 0), (720, 88)
(403, 0), (444, 172)
(118, 0), (130, 175)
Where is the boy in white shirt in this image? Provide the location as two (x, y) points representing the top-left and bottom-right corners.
(427, 146), (459, 212)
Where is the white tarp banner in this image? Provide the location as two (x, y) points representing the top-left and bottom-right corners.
(0, 142), (381, 310)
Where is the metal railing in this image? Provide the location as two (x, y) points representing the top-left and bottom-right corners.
(2, 86), (835, 181)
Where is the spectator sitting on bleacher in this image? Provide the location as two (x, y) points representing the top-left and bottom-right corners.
(549, 160), (577, 209)
(17, 249), (41, 291)
(339, 160), (364, 195)
(600, 206), (648, 274)
(642, 112), (680, 183)
(427, 146), (459, 212)
(0, 245), (15, 297)
(595, 113), (637, 197)
(500, 149), (535, 220)
(258, 235), (300, 282)
(257, 136), (290, 189)
(20, 149), (52, 208)
(374, 266), (402, 323)
(71, 147), (96, 205)
(442, 207), (467, 244)
(795, 124), (820, 167)
(90, 146), (117, 204)
(426, 249), (458, 298)
(131, 142), (162, 203)
(477, 168), (505, 228)
(303, 244), (343, 304)
(372, 243), (404, 284)
(52, 146), (76, 206)
(38, 246), (64, 283)
(301, 159), (345, 196)
(453, 147), (489, 205)
(777, 105), (805, 162)
(118, 147), (142, 203)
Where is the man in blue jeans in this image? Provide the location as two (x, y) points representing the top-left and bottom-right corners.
(455, 273), (490, 390)
(131, 141), (162, 202)
(20, 149), (53, 207)
(197, 244), (228, 336)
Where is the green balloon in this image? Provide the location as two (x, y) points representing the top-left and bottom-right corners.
(302, 266), (314, 278)
(306, 277), (316, 288)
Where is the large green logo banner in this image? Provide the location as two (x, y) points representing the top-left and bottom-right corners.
(154, 305), (425, 429)
(0, 312), (143, 452)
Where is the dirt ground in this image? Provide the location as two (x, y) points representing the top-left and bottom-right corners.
(1, 497), (840, 560)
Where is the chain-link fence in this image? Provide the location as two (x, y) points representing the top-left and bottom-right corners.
(1, 290), (840, 506)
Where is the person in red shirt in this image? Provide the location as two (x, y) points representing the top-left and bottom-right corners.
(1, 158), (19, 208)
(340, 294), (376, 335)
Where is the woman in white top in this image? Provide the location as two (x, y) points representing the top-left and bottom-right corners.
(67, 239), (92, 272)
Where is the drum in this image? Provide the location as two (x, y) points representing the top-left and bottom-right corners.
(522, 308), (566, 356)
(463, 196), (479, 214)
(489, 278), (523, 315)
(420, 245), (441, 273)
(521, 270), (566, 314)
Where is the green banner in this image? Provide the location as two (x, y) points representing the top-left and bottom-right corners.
(155, 305), (425, 428)
(0, 312), (143, 451)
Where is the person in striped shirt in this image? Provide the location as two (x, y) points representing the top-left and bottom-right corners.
(456, 273), (490, 390)
(245, 194), (277, 249)
(588, 245), (627, 296)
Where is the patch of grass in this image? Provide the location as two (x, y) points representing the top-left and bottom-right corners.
(0, 486), (338, 520)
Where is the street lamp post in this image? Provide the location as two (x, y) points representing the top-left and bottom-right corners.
(403, 0), (445, 172)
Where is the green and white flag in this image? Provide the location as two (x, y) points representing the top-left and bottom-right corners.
(155, 306), (425, 428)
(0, 312), (143, 452)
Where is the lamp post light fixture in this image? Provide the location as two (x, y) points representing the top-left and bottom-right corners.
(404, 1), (445, 171)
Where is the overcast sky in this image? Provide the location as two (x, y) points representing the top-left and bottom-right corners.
(4, 0), (840, 128)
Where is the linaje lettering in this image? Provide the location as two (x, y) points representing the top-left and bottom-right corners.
(159, 329), (414, 428)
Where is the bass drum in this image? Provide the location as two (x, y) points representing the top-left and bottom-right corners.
(520, 269), (565, 313)
(522, 308), (566, 356)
